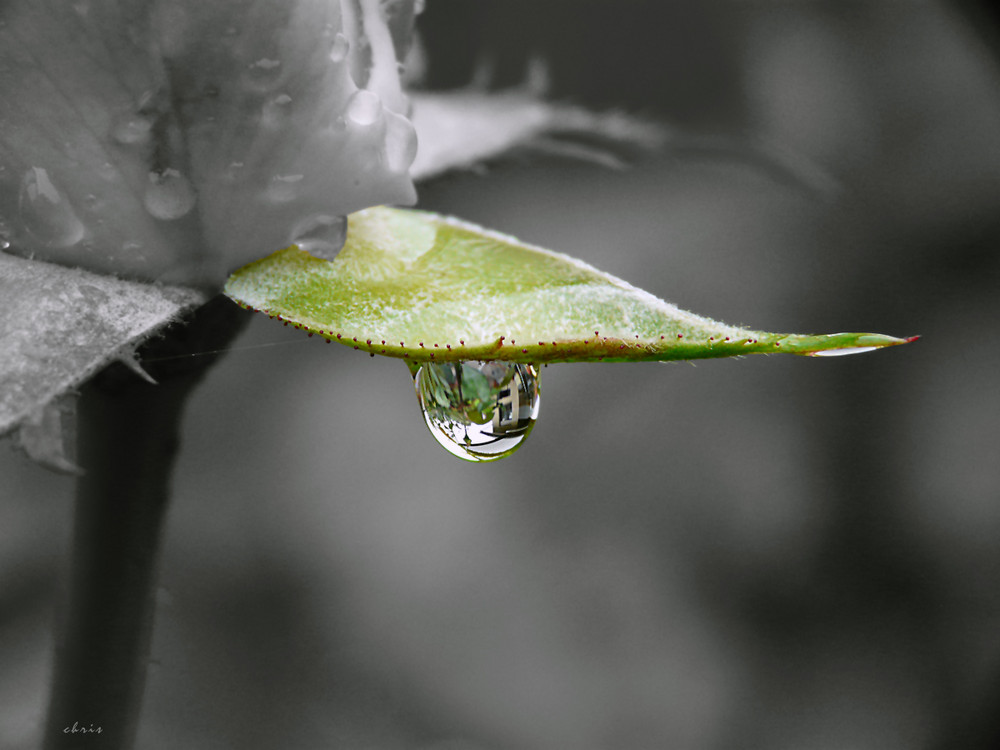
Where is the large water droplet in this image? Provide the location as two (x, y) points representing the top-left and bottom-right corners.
(290, 214), (346, 259)
(414, 361), (540, 462)
(18, 167), (85, 248)
(143, 169), (196, 220)
(346, 89), (381, 126)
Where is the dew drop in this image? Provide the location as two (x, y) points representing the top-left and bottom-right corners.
(808, 346), (880, 357)
(18, 167), (85, 248)
(329, 32), (350, 63)
(346, 89), (381, 126)
(290, 214), (346, 259)
(0, 215), (11, 250)
(413, 361), (540, 462)
(143, 169), (196, 221)
(265, 173), (304, 204)
(260, 93), (292, 129)
(243, 58), (283, 92)
(223, 161), (246, 184)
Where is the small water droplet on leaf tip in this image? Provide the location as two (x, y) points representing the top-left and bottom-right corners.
(414, 361), (540, 462)
(808, 346), (880, 357)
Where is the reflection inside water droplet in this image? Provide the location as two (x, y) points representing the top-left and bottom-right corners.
(290, 214), (346, 259)
(18, 167), (85, 248)
(414, 361), (540, 462)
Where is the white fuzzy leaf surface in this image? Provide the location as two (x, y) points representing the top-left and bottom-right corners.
(0, 253), (205, 438)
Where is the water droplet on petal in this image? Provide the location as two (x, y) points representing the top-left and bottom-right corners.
(83, 193), (103, 211)
(265, 174), (304, 204)
(143, 169), (196, 220)
(414, 361), (540, 462)
(329, 32), (350, 63)
(111, 112), (154, 145)
(0, 216), (12, 250)
(18, 167), (85, 248)
(222, 161), (246, 184)
(290, 214), (346, 259)
(384, 111), (418, 173)
(346, 89), (381, 126)
(260, 93), (292, 129)
(244, 58), (283, 92)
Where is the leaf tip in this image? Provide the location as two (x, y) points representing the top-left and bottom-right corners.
(797, 332), (918, 357)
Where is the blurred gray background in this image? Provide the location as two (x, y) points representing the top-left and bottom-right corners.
(3, 1), (1000, 747)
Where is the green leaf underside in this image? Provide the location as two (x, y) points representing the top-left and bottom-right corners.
(224, 206), (913, 364)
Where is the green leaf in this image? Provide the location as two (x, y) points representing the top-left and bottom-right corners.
(224, 206), (915, 363)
